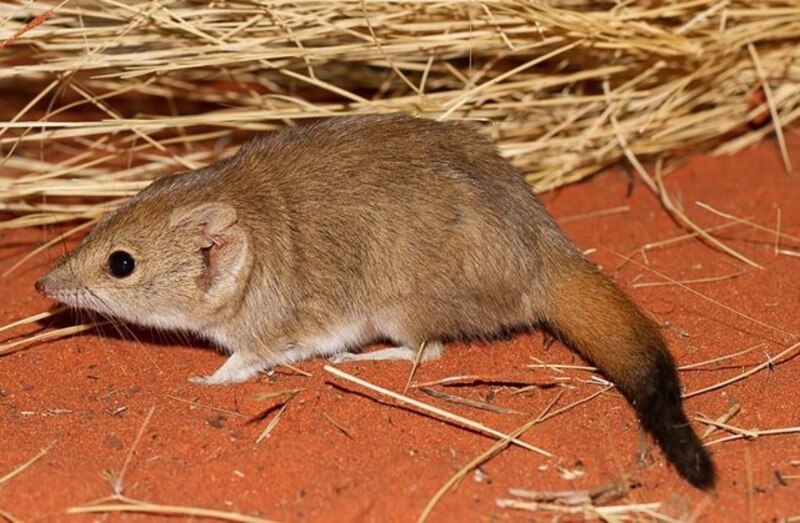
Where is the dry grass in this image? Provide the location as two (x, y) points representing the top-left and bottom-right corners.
(0, 442), (52, 487)
(105, 405), (156, 495)
(495, 476), (663, 521)
(683, 340), (800, 398)
(256, 401), (289, 444)
(1, 4), (799, 519)
(418, 394), (563, 523)
(0, 321), (99, 354)
(67, 495), (279, 523)
(0, 0), (798, 238)
(323, 364), (553, 457)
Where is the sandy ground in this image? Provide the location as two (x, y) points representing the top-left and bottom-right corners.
(1, 132), (799, 522)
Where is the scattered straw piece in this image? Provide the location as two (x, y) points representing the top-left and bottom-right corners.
(696, 413), (757, 439)
(0, 508), (22, 523)
(322, 411), (353, 439)
(700, 403), (742, 439)
(404, 340), (429, 395)
(324, 365), (552, 457)
(695, 202), (800, 245)
(748, 43), (792, 173)
(67, 497), (278, 523)
(528, 363), (595, 372)
(0, 322), (99, 354)
(276, 364), (312, 378)
(508, 476), (638, 507)
(417, 386), (612, 523)
(417, 393), (561, 523)
(648, 158), (761, 268)
(632, 270), (749, 289)
(166, 395), (248, 418)
(256, 402), (289, 445)
(0, 308), (66, 334)
(637, 220), (747, 255)
(559, 205), (630, 224)
(413, 375), (543, 388)
(680, 344), (762, 371)
(496, 498), (662, 519)
(250, 388), (303, 402)
(0, 0), (64, 50)
(612, 252), (794, 339)
(419, 387), (522, 415)
(705, 425), (800, 447)
(684, 340), (800, 398)
(0, 441), (53, 487)
(107, 406), (156, 495)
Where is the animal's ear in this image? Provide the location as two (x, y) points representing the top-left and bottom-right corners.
(170, 201), (251, 293)
(170, 202), (238, 249)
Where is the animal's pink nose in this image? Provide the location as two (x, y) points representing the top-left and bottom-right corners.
(35, 277), (48, 296)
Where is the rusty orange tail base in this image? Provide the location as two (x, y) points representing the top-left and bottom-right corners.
(543, 260), (715, 489)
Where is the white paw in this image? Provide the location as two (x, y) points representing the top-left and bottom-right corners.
(328, 342), (444, 364)
(188, 374), (222, 385)
(328, 352), (359, 364)
(189, 352), (263, 385)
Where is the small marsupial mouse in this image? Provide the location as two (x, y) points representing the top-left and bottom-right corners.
(36, 114), (714, 488)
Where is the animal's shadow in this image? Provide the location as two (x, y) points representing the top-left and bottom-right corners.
(25, 305), (564, 364)
(33, 305), (214, 353)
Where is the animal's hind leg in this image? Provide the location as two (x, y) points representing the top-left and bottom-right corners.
(329, 340), (443, 363)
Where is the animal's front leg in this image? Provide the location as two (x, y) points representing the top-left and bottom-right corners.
(189, 351), (266, 385)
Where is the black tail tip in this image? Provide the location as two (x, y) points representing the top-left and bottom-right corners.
(675, 440), (716, 490)
(634, 350), (717, 489)
(683, 446), (716, 490)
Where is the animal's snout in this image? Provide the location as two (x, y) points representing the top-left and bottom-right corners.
(35, 276), (49, 297)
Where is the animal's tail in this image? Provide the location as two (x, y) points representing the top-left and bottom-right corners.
(542, 255), (715, 489)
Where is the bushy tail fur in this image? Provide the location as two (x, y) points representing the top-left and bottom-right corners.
(543, 257), (715, 489)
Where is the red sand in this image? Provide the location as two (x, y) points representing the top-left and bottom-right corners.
(1, 133), (799, 522)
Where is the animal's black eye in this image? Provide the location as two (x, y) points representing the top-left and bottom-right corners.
(107, 250), (135, 278)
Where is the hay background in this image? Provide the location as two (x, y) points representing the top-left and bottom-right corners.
(1, 3), (800, 521)
(1, 0), (799, 230)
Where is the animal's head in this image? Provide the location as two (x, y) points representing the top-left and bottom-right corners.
(36, 186), (253, 331)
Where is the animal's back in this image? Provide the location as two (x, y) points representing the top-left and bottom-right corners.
(223, 115), (560, 339)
